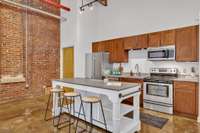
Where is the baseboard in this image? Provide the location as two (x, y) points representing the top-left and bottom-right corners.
(174, 112), (197, 120)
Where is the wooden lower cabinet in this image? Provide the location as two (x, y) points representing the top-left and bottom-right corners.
(174, 81), (198, 119)
(119, 78), (144, 107)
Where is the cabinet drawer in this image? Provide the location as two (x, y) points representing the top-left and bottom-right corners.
(174, 81), (196, 89)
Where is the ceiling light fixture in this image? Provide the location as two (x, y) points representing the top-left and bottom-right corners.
(80, 0), (107, 14)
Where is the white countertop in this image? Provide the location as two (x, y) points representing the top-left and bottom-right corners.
(106, 73), (150, 80)
(106, 73), (199, 83)
(54, 78), (140, 91)
(173, 75), (199, 83)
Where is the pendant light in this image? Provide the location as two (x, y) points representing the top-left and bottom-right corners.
(79, 0), (107, 14)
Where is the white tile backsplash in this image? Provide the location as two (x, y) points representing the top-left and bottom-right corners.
(114, 50), (199, 75)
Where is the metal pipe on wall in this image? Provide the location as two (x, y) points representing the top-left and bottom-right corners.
(198, 11), (200, 123)
(0, 0), (67, 21)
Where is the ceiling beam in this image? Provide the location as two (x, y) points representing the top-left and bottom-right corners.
(98, 0), (107, 6)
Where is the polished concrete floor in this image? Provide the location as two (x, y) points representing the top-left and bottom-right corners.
(0, 96), (200, 133)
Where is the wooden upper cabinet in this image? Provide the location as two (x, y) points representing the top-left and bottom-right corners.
(92, 42), (104, 52)
(92, 42), (98, 52)
(174, 81), (198, 118)
(124, 34), (148, 50)
(161, 30), (175, 46)
(103, 40), (112, 52)
(176, 25), (198, 62)
(148, 32), (161, 48)
(110, 39), (128, 63)
(137, 34), (148, 49)
(93, 25), (199, 62)
(105, 40), (115, 62)
(92, 39), (128, 63)
(124, 36), (137, 50)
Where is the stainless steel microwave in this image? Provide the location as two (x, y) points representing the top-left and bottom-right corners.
(147, 45), (175, 61)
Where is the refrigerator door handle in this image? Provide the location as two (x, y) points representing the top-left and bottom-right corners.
(93, 56), (96, 79)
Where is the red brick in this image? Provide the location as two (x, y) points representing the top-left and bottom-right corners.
(0, 0), (60, 104)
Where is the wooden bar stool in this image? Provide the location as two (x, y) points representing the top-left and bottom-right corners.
(75, 96), (108, 133)
(44, 86), (63, 126)
(57, 92), (87, 132)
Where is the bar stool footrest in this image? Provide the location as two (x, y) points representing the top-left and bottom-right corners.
(57, 121), (74, 129)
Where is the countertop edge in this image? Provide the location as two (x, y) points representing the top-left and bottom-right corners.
(106, 74), (199, 83)
(53, 78), (141, 91)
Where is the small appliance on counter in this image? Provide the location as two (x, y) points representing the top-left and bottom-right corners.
(85, 52), (113, 79)
(111, 69), (121, 75)
(147, 45), (175, 61)
(143, 68), (178, 114)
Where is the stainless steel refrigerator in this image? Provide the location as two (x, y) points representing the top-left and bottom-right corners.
(85, 52), (113, 79)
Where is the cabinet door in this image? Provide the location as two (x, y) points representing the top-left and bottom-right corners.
(110, 39), (128, 63)
(148, 32), (161, 48)
(174, 81), (198, 117)
(124, 34), (148, 50)
(137, 34), (148, 49)
(104, 40), (115, 62)
(161, 30), (175, 46)
(124, 36), (137, 50)
(92, 42), (99, 52)
(176, 26), (198, 61)
(92, 42), (104, 52)
(103, 40), (111, 52)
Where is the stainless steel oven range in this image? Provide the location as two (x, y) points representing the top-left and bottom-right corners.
(143, 68), (178, 114)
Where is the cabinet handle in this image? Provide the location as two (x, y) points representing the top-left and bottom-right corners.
(175, 88), (194, 93)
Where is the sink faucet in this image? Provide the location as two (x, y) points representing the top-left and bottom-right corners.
(135, 64), (139, 74)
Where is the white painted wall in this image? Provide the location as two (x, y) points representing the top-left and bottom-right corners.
(95, 0), (200, 41)
(60, 0), (78, 47)
(60, 0), (78, 78)
(76, 3), (98, 77)
(60, 0), (98, 77)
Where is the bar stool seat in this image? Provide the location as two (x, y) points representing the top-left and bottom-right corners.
(51, 89), (64, 92)
(64, 92), (80, 97)
(82, 96), (101, 103)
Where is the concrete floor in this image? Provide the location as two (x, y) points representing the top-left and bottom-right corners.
(0, 96), (200, 133)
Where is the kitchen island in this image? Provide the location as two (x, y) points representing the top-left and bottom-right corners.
(52, 78), (141, 133)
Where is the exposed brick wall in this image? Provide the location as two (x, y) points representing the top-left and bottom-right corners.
(0, 0), (60, 104)
(0, 5), (24, 77)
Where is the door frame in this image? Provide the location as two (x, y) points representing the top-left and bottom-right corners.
(60, 46), (74, 79)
